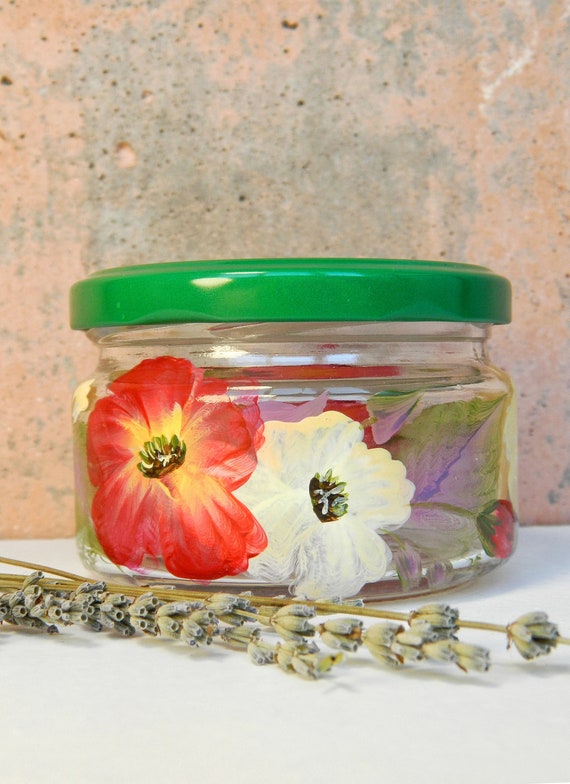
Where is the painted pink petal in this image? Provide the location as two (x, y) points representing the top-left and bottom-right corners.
(258, 392), (329, 423)
(392, 541), (423, 591)
(369, 391), (421, 445)
(426, 560), (454, 589)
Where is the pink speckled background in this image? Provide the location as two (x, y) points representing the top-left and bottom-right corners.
(0, 1), (568, 537)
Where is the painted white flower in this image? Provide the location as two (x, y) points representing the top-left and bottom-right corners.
(235, 411), (415, 598)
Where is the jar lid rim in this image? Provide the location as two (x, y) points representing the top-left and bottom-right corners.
(69, 258), (512, 329)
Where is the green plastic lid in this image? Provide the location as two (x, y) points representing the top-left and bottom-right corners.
(69, 258), (511, 329)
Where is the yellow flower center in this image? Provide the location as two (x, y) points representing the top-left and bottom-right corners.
(309, 469), (349, 522)
(138, 434), (187, 478)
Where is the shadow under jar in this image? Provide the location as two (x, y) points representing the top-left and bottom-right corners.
(70, 258), (516, 600)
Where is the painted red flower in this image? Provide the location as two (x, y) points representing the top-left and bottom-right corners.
(87, 356), (267, 579)
(476, 499), (517, 559)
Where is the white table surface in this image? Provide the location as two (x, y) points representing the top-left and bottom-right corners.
(0, 527), (569, 784)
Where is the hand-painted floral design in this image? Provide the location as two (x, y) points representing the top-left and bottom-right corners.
(385, 395), (515, 563)
(368, 390), (422, 445)
(391, 539), (423, 591)
(234, 411), (415, 598)
(257, 391), (329, 423)
(86, 356), (267, 579)
(476, 499), (517, 558)
(72, 378), (94, 423)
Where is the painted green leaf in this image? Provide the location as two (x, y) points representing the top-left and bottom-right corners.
(389, 394), (507, 511)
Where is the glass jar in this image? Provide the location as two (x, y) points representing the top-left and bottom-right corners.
(70, 259), (516, 600)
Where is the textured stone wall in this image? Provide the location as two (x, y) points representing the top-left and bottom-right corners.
(1, 0), (569, 536)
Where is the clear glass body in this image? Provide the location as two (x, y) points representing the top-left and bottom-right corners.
(73, 322), (517, 600)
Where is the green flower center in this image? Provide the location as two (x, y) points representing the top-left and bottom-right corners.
(309, 469), (349, 522)
(138, 434), (187, 478)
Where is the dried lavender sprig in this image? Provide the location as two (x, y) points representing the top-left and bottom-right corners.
(1, 564), (569, 653)
(0, 557), (569, 675)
